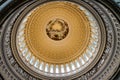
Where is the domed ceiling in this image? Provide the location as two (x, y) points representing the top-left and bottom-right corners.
(0, 0), (120, 80)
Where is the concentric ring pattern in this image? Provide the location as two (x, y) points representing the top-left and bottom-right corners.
(0, 0), (120, 80)
(16, 1), (101, 77)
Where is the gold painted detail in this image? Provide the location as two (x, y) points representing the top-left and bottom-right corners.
(24, 2), (91, 64)
(46, 18), (69, 41)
